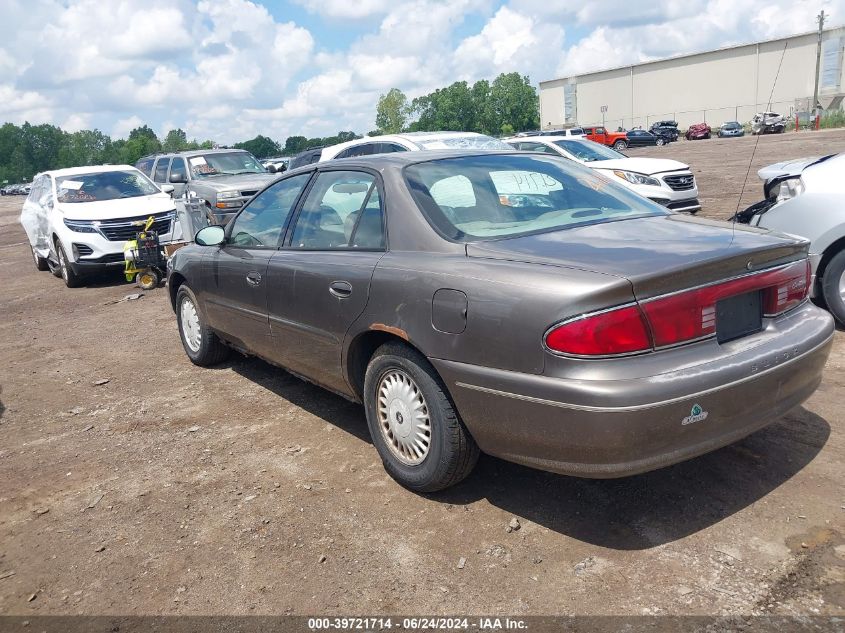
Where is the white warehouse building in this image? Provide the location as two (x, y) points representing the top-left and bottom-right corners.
(539, 26), (845, 131)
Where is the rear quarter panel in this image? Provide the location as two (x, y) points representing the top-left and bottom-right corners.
(348, 252), (634, 375)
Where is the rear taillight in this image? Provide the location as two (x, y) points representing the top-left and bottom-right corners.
(546, 260), (810, 356)
(545, 305), (652, 356)
(763, 259), (810, 316)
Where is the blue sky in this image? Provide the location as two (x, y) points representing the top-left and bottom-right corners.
(0, 0), (839, 144)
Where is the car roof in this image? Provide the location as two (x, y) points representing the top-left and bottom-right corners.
(42, 164), (138, 177)
(323, 131), (493, 155)
(282, 149), (545, 178)
(139, 148), (250, 161)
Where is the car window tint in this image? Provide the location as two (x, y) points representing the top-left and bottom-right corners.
(136, 158), (155, 177)
(429, 175), (476, 208)
(169, 158), (187, 181)
(290, 171), (377, 249)
(153, 159), (170, 183)
(229, 173), (310, 248)
(405, 155), (667, 241)
(349, 186), (385, 249)
(378, 142), (407, 153)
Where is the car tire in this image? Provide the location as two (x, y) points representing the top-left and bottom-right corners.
(175, 284), (230, 366)
(613, 140), (628, 151)
(363, 342), (479, 492)
(656, 138), (665, 146)
(32, 246), (49, 271)
(55, 240), (82, 288)
(821, 250), (845, 327)
(704, 133), (711, 139)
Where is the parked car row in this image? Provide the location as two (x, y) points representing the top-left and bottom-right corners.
(2, 182), (32, 195)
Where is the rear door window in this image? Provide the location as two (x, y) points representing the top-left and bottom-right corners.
(289, 171), (382, 249)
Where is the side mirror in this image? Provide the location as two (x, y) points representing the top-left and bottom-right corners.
(195, 225), (225, 246)
(267, 165), (277, 174)
(169, 173), (188, 184)
(160, 184), (175, 195)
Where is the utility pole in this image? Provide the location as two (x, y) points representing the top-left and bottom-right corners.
(812, 10), (825, 119)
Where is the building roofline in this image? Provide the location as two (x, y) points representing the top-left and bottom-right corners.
(540, 24), (845, 86)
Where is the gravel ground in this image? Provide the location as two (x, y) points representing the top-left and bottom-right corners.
(0, 130), (844, 618)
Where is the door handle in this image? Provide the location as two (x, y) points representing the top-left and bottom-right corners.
(246, 271), (262, 286)
(329, 280), (353, 298)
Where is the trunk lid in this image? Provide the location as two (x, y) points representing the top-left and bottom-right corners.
(465, 214), (808, 300)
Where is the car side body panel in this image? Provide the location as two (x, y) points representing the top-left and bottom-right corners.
(168, 151), (834, 479)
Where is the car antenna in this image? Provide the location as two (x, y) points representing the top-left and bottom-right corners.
(733, 41), (789, 230)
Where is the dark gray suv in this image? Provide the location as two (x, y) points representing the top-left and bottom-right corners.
(136, 149), (278, 225)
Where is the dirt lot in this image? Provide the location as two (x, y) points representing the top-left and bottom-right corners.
(1, 130), (844, 619)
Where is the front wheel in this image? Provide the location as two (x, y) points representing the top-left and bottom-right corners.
(364, 342), (479, 492)
(175, 284), (230, 366)
(821, 250), (845, 326)
(613, 140), (628, 150)
(655, 138), (665, 146)
(32, 246), (49, 271)
(56, 240), (82, 288)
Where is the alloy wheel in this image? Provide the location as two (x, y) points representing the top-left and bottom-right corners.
(58, 246), (68, 281)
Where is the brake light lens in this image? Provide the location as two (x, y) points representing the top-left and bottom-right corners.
(545, 305), (652, 356)
(546, 260), (810, 356)
(763, 259), (810, 316)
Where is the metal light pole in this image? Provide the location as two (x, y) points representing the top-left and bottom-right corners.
(813, 10), (825, 124)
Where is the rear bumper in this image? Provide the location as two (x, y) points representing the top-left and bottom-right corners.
(432, 303), (834, 478)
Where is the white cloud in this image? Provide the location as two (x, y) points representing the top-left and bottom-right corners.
(62, 113), (91, 132)
(454, 6), (564, 80)
(112, 115), (144, 139)
(1, 0), (843, 144)
(292, 0), (396, 19)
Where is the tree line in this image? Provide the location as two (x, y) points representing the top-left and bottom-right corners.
(0, 72), (538, 183)
(0, 123), (363, 184)
(374, 72), (539, 136)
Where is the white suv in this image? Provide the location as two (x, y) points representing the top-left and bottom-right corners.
(20, 165), (177, 287)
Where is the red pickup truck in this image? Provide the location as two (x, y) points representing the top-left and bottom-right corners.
(582, 126), (630, 150)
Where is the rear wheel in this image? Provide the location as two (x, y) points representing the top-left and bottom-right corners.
(363, 342), (479, 492)
(176, 284), (229, 366)
(613, 140), (627, 151)
(31, 246), (49, 271)
(56, 240), (82, 288)
(821, 250), (845, 326)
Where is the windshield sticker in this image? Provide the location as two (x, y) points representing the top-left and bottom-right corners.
(189, 156), (207, 167)
(60, 180), (84, 190)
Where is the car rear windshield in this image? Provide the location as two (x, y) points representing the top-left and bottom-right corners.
(188, 152), (265, 178)
(55, 170), (159, 203)
(554, 140), (625, 162)
(410, 135), (511, 150)
(405, 154), (668, 242)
